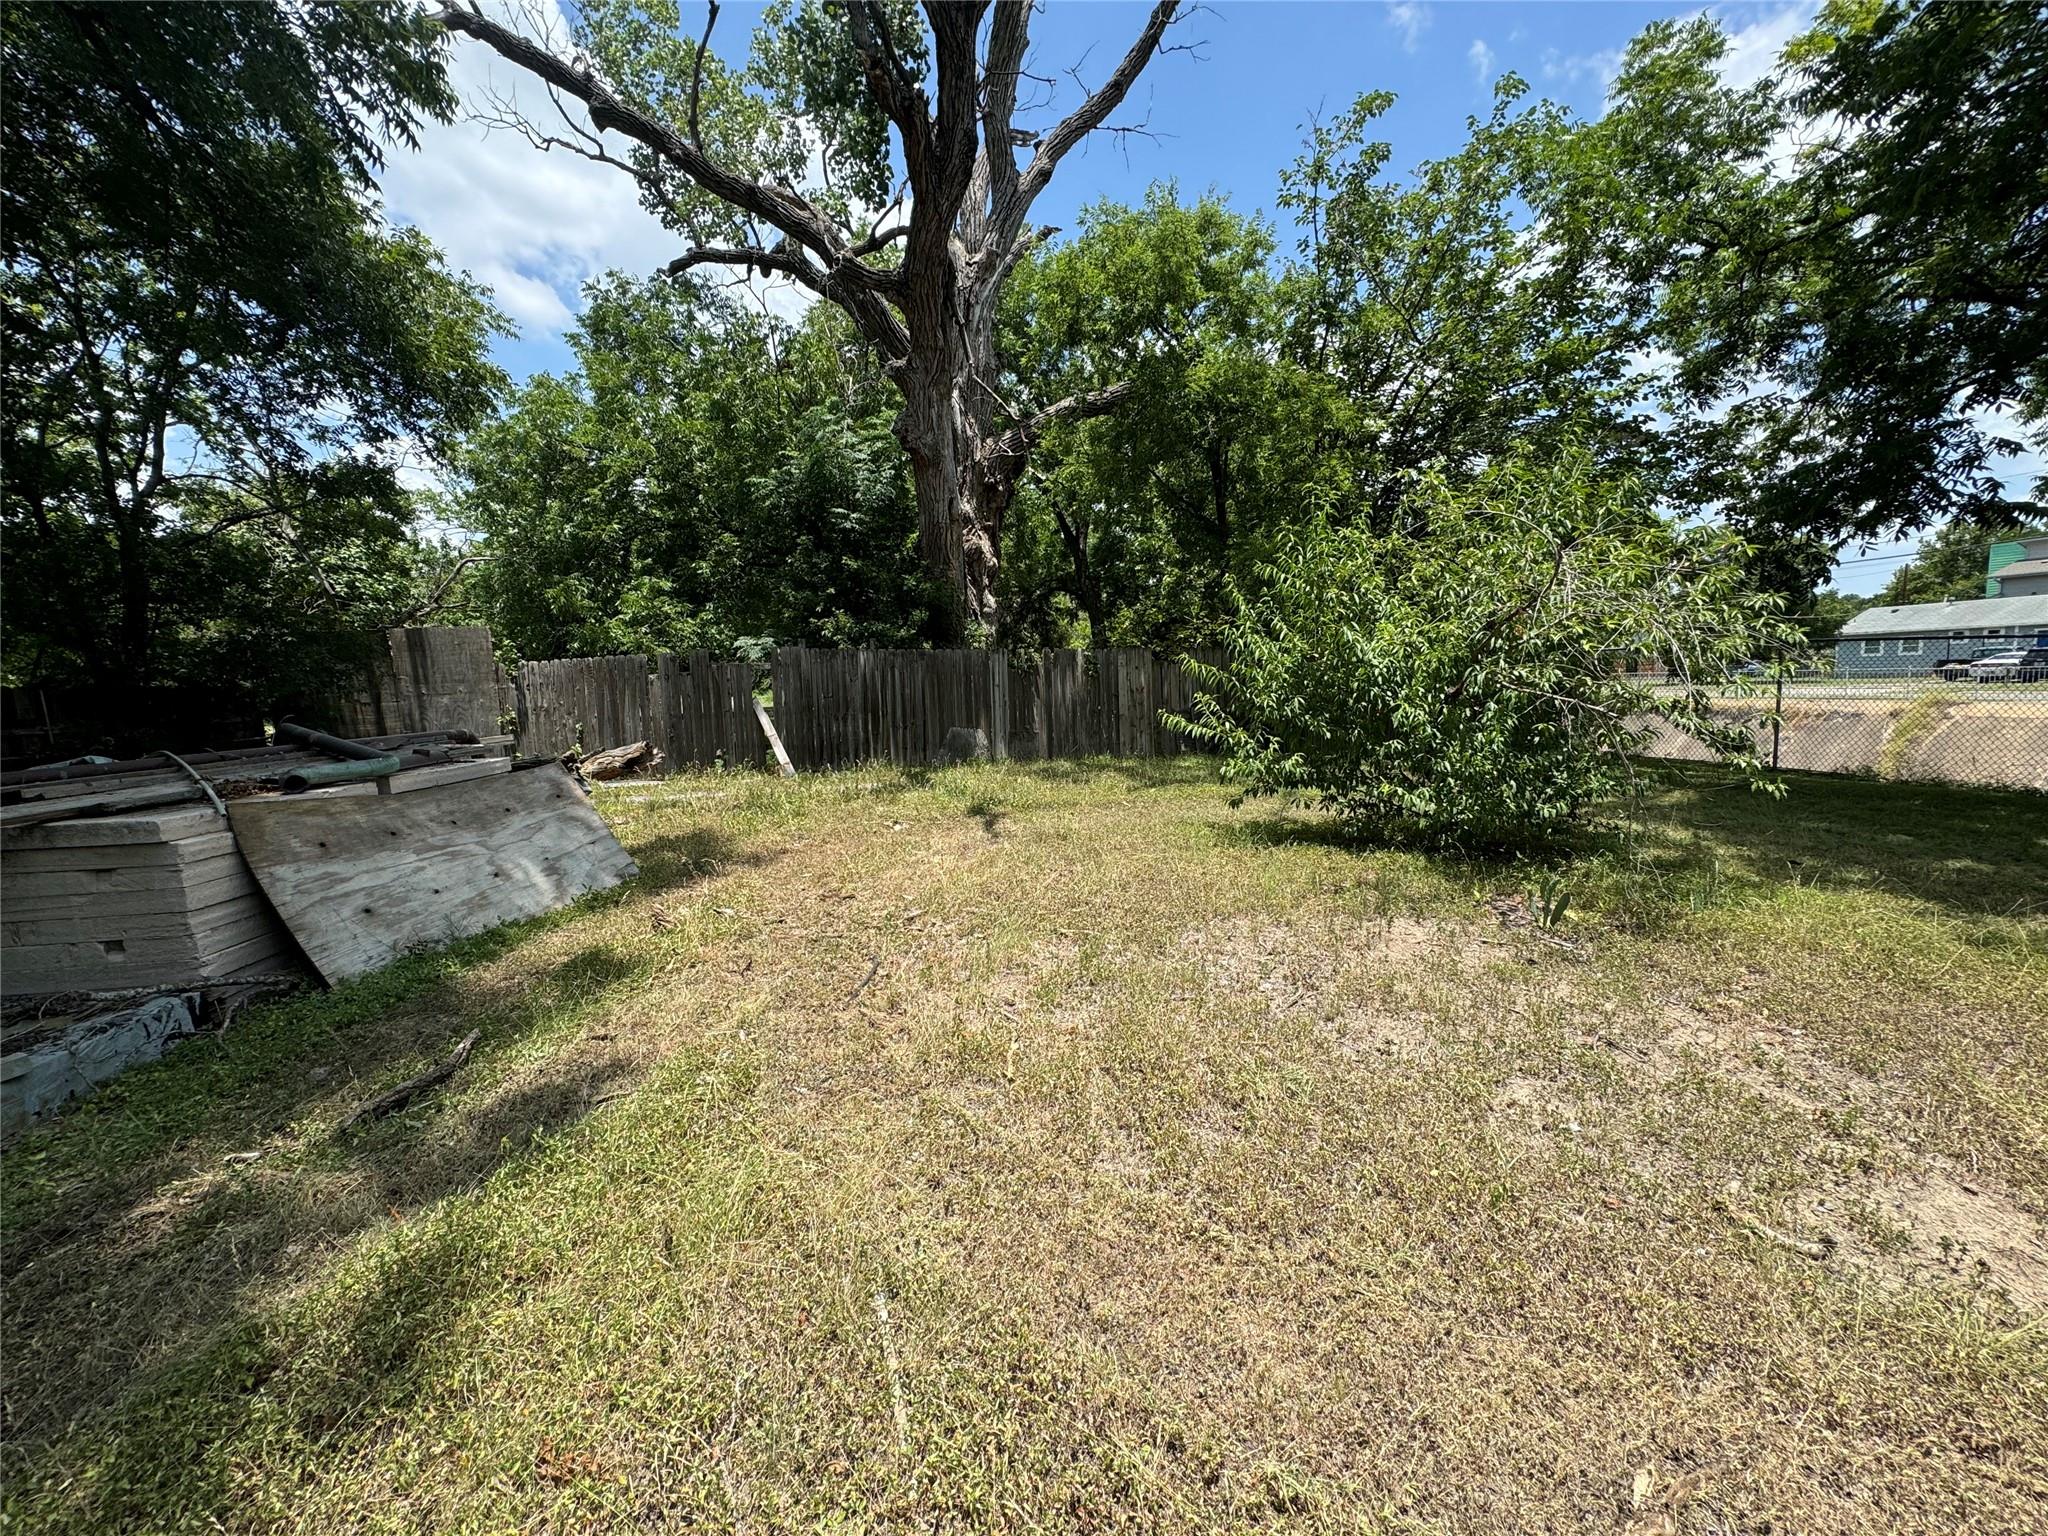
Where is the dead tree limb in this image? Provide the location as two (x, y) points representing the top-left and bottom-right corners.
(341, 1030), (481, 1132)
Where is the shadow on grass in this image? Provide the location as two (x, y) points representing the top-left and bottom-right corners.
(1004, 754), (1219, 792)
(0, 939), (657, 1450)
(1211, 763), (2048, 925)
(1631, 765), (2048, 921)
(14, 1168), (518, 1527)
(15, 1034), (752, 1532)
(628, 824), (770, 891)
(792, 753), (1217, 794)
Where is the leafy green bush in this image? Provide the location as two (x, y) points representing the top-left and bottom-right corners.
(1170, 454), (1793, 850)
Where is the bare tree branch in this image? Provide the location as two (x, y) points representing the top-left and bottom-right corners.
(433, 5), (911, 356)
(391, 554), (496, 626)
(991, 0), (1182, 254)
(666, 244), (815, 284)
(909, 1), (990, 255)
(963, 0), (1031, 249)
(988, 379), (1138, 463)
(688, 0), (719, 149)
(1028, 379), (1138, 433)
(841, 1), (930, 150)
(848, 223), (911, 258)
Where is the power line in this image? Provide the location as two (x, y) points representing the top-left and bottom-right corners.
(1831, 536), (2026, 569)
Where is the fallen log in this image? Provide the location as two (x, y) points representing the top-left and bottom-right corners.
(579, 741), (654, 781)
(340, 1029), (481, 1132)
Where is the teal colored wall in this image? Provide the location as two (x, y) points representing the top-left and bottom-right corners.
(1987, 540), (2027, 596)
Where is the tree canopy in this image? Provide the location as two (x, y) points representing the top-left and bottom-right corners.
(1588, 1), (2046, 556)
(1, 1), (503, 707)
(456, 276), (933, 660)
(5, 0), (2042, 728)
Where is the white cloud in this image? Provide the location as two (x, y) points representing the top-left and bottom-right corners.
(1715, 0), (1818, 91)
(376, 1), (810, 354)
(1540, 2), (1810, 102)
(1708, 2), (1830, 177)
(1468, 38), (1495, 83)
(1385, 2), (1431, 54)
(1540, 46), (1624, 91)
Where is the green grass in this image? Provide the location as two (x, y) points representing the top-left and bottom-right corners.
(4, 761), (2045, 1533)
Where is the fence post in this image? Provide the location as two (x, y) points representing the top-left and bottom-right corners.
(988, 648), (1009, 760)
(1772, 673), (1783, 772)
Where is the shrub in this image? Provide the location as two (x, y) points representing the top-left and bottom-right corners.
(1170, 454), (1793, 850)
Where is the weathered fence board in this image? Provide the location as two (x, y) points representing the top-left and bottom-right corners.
(644, 651), (764, 770)
(513, 650), (766, 769)
(332, 626), (513, 741)
(503, 644), (1222, 774)
(770, 647), (1017, 771)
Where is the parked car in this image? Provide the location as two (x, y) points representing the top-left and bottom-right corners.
(1930, 658), (1976, 681)
(1967, 647), (2048, 682)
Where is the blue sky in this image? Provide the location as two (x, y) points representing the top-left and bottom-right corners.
(379, 0), (2027, 594)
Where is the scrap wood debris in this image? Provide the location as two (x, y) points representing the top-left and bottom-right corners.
(0, 729), (515, 827)
(571, 739), (664, 782)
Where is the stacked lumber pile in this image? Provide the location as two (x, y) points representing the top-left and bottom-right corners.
(2, 806), (294, 995)
(1, 730), (516, 829)
(1, 731), (514, 997)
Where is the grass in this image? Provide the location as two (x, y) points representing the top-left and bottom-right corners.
(3, 760), (2046, 1533)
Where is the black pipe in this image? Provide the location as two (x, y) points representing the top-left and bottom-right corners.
(275, 720), (407, 762)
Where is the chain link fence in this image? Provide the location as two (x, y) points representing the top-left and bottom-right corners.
(1633, 631), (2048, 792)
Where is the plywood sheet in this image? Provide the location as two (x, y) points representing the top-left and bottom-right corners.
(2, 807), (226, 850)
(228, 764), (637, 984)
(380, 757), (511, 794)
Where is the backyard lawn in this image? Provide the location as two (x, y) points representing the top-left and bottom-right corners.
(4, 760), (2045, 1533)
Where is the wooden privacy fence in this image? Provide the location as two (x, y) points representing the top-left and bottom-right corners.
(504, 645), (1226, 771)
(331, 626), (516, 742)
(515, 651), (766, 769)
(767, 645), (1224, 769)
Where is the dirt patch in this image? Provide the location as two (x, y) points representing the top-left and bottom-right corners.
(1178, 914), (1489, 1064)
(1599, 1004), (2048, 1311)
(1490, 1074), (1586, 1138)
(1322, 1004), (1438, 1060)
(1813, 1160), (2048, 1312)
(984, 936), (1083, 1010)
(1181, 914), (1458, 999)
(1642, 1002), (1880, 1118)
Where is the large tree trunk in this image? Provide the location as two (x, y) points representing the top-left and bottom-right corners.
(896, 331), (1023, 640)
(435, 0), (1183, 645)
(901, 411), (1011, 642)
(895, 358), (1133, 640)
